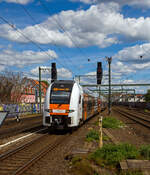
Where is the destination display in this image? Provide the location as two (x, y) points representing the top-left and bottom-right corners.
(52, 109), (66, 113)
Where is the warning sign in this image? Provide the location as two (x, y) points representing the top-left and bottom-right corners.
(0, 112), (8, 127)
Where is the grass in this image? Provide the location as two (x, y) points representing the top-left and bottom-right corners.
(69, 143), (149, 175)
(102, 117), (125, 129)
(144, 109), (150, 113)
(86, 130), (110, 142)
(70, 153), (143, 175)
(120, 171), (143, 175)
(89, 143), (139, 166)
(139, 145), (150, 160)
(70, 156), (98, 175)
(71, 156), (82, 164)
(86, 130), (99, 142)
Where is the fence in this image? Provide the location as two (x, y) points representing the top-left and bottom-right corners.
(0, 103), (44, 117)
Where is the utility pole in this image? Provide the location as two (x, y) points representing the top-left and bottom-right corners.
(99, 85), (101, 98)
(106, 57), (112, 115)
(38, 66), (51, 113)
(39, 67), (42, 113)
(121, 86), (123, 102)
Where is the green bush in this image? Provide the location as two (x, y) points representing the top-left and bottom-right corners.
(71, 156), (82, 164)
(86, 130), (99, 142)
(71, 157), (96, 175)
(139, 145), (150, 160)
(144, 109), (148, 113)
(90, 143), (139, 166)
(120, 171), (143, 175)
(102, 117), (124, 129)
(103, 136), (110, 141)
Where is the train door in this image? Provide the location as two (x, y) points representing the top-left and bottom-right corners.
(83, 95), (87, 121)
(82, 98), (84, 121)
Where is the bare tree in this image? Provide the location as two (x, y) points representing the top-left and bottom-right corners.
(0, 71), (26, 104)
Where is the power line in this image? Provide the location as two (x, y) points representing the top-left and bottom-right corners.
(38, 0), (97, 71)
(0, 16), (48, 54)
(15, 0), (78, 75)
(0, 15), (74, 78)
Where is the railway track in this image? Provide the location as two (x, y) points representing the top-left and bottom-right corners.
(135, 109), (150, 116)
(0, 122), (43, 140)
(0, 115), (43, 139)
(123, 106), (150, 116)
(0, 130), (71, 175)
(113, 107), (150, 129)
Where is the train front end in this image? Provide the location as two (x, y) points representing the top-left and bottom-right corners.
(43, 80), (81, 129)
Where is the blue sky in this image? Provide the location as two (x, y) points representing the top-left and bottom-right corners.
(0, 0), (150, 93)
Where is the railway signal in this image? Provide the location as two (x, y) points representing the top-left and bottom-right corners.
(51, 62), (57, 83)
(97, 62), (103, 84)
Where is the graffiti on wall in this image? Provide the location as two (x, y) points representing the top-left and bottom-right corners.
(0, 103), (43, 117)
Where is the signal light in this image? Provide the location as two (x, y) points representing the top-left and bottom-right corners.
(97, 62), (103, 84)
(51, 62), (57, 83)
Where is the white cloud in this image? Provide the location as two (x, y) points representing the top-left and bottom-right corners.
(1, 3), (150, 48)
(114, 43), (150, 70)
(123, 79), (134, 84)
(30, 66), (50, 76)
(109, 43), (150, 88)
(30, 66), (72, 79)
(0, 49), (57, 68)
(70, 0), (150, 8)
(112, 61), (136, 75)
(0, 3), (119, 48)
(0, 65), (5, 71)
(0, 0), (32, 4)
(57, 68), (72, 78)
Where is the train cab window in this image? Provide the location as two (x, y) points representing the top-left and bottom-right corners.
(50, 81), (74, 104)
(50, 90), (71, 104)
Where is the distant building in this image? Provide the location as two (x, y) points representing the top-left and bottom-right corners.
(11, 78), (48, 103)
(118, 94), (145, 102)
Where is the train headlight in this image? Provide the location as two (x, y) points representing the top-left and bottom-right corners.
(66, 109), (75, 113)
(45, 109), (52, 112)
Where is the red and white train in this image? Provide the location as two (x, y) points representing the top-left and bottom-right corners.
(43, 80), (103, 129)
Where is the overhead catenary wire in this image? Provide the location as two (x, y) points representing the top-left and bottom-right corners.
(15, 0), (78, 75)
(0, 16), (49, 55)
(0, 15), (74, 78)
(38, 0), (97, 70)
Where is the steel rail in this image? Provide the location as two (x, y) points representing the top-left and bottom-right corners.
(0, 130), (48, 161)
(125, 111), (150, 121)
(0, 122), (43, 140)
(135, 110), (150, 117)
(13, 133), (71, 175)
(118, 108), (150, 122)
(113, 108), (150, 129)
(0, 129), (71, 175)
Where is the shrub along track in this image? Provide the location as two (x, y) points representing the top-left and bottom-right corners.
(0, 115), (43, 140)
(0, 129), (71, 175)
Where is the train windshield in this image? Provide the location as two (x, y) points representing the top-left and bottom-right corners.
(50, 90), (71, 104)
(50, 81), (74, 104)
